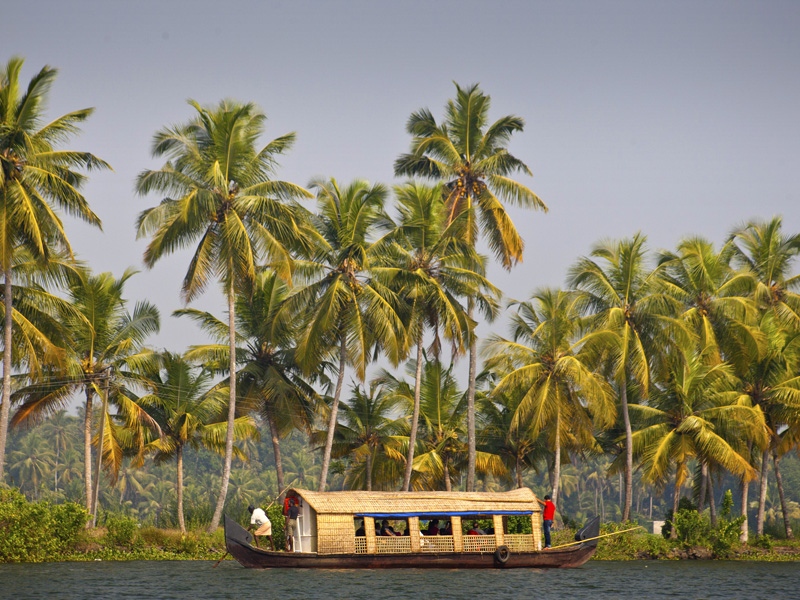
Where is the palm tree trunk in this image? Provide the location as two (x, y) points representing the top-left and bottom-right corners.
(319, 334), (347, 492)
(515, 455), (523, 489)
(670, 464), (682, 540)
(620, 380), (633, 522)
(54, 444), (60, 494)
(552, 407), (561, 506)
(209, 283), (238, 532)
(443, 460), (452, 492)
(266, 409), (285, 492)
(740, 476), (749, 543)
(365, 451), (372, 491)
(0, 268), (13, 482)
(708, 474), (717, 527)
(698, 461), (708, 513)
(756, 447), (769, 536)
(91, 375), (109, 528)
(600, 480), (605, 521)
(772, 450), (794, 539)
(177, 445), (185, 535)
(83, 387), (94, 518)
(466, 300), (477, 492)
(402, 337), (424, 491)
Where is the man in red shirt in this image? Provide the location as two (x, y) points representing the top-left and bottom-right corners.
(538, 494), (556, 549)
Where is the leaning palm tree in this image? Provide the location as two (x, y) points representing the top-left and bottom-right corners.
(136, 99), (312, 531)
(484, 288), (615, 505)
(394, 83), (547, 490)
(138, 351), (256, 534)
(176, 269), (319, 493)
(567, 234), (687, 520)
(285, 177), (405, 491)
(377, 181), (498, 490)
(0, 57), (109, 479)
(11, 268), (159, 516)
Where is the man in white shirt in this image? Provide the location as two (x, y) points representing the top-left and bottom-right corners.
(247, 504), (274, 550)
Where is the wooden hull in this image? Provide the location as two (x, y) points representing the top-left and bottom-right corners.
(224, 515), (599, 569)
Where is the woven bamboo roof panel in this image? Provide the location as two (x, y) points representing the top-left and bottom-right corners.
(290, 487), (541, 516)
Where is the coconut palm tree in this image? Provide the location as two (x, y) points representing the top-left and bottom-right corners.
(484, 289), (615, 505)
(176, 269), (319, 493)
(325, 384), (405, 491)
(283, 449), (320, 491)
(39, 409), (79, 494)
(8, 431), (54, 499)
(139, 351), (255, 534)
(657, 237), (759, 365)
(285, 177), (405, 491)
(0, 57), (109, 479)
(730, 217), (800, 329)
(567, 234), (688, 521)
(630, 345), (765, 537)
(729, 217), (800, 536)
(136, 98), (312, 531)
(377, 359), (504, 491)
(730, 312), (800, 537)
(11, 268), (159, 516)
(476, 390), (541, 489)
(394, 83), (547, 490)
(377, 181), (498, 490)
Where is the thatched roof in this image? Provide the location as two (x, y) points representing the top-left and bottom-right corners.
(289, 488), (541, 516)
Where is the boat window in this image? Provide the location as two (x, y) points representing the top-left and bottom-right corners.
(377, 518), (407, 536)
(354, 518), (366, 536)
(463, 517), (492, 535)
(506, 515), (533, 534)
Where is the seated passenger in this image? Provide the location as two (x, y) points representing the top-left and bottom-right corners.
(380, 519), (398, 536)
(441, 521), (453, 536)
(425, 519), (440, 536)
(468, 521), (486, 535)
(355, 520), (365, 537)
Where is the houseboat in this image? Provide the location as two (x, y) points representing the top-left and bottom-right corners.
(224, 487), (600, 569)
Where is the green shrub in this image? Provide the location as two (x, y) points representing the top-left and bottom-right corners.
(754, 534), (774, 550)
(672, 509), (712, 548)
(0, 488), (89, 563)
(710, 490), (745, 558)
(104, 513), (139, 548)
(267, 504), (285, 550)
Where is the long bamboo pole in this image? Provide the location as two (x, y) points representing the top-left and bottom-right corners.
(548, 525), (644, 550)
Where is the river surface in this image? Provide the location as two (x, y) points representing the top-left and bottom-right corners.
(0, 560), (797, 600)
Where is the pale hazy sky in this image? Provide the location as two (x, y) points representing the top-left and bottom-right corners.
(4, 0), (800, 360)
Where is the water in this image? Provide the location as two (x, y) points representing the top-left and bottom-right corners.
(0, 560), (797, 600)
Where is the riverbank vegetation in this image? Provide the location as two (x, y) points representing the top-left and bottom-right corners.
(2, 54), (800, 563)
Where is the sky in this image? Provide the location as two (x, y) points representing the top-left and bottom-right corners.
(3, 0), (800, 371)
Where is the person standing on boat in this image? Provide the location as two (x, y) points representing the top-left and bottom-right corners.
(538, 495), (556, 549)
(247, 504), (274, 550)
(285, 499), (300, 552)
